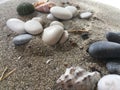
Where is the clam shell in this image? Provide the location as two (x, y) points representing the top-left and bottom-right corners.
(57, 66), (101, 90)
(88, 41), (120, 59)
(35, 2), (56, 13)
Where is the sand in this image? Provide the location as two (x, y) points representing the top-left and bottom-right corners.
(0, 0), (120, 89)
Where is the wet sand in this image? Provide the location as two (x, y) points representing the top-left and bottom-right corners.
(0, 0), (120, 89)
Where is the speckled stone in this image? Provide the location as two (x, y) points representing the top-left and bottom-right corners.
(13, 34), (32, 45)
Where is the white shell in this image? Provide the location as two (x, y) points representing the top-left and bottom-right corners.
(57, 66), (101, 90)
(97, 74), (120, 90)
(42, 25), (64, 45)
(24, 20), (43, 35)
(32, 17), (44, 25)
(47, 13), (57, 20)
(50, 21), (64, 28)
(65, 6), (78, 17)
(80, 12), (93, 19)
(50, 6), (73, 20)
(59, 31), (69, 44)
(6, 18), (25, 34)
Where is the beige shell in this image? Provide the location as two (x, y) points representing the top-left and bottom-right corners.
(42, 25), (64, 45)
(32, 17), (44, 25)
(59, 31), (69, 44)
(57, 66), (101, 90)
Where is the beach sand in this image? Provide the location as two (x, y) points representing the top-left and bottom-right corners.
(0, 0), (120, 89)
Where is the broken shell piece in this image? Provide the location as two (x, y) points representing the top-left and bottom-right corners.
(34, 2), (56, 13)
(32, 17), (44, 25)
(57, 66), (101, 90)
(50, 21), (64, 28)
(59, 31), (69, 44)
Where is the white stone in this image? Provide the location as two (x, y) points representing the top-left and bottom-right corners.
(24, 20), (43, 35)
(50, 21), (64, 28)
(80, 12), (93, 19)
(42, 25), (64, 45)
(50, 6), (73, 20)
(47, 13), (57, 20)
(65, 6), (78, 17)
(59, 31), (69, 44)
(6, 18), (25, 34)
(32, 17), (44, 25)
(97, 74), (120, 90)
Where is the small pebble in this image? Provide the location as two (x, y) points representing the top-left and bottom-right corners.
(50, 6), (73, 20)
(106, 32), (120, 44)
(65, 6), (78, 17)
(32, 17), (44, 25)
(50, 21), (64, 28)
(13, 34), (32, 45)
(47, 13), (57, 20)
(81, 33), (89, 40)
(59, 31), (69, 44)
(24, 20), (43, 35)
(80, 12), (92, 19)
(6, 18), (25, 34)
(106, 62), (120, 74)
(97, 74), (120, 90)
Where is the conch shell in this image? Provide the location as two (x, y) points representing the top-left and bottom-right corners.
(33, 1), (56, 13)
(57, 66), (101, 90)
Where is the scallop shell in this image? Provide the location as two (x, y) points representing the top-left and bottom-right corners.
(34, 1), (56, 13)
(57, 66), (101, 90)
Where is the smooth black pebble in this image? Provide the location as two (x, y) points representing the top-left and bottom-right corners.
(106, 32), (120, 43)
(106, 62), (120, 74)
(88, 41), (120, 59)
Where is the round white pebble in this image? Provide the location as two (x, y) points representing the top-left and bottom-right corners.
(50, 6), (73, 20)
(6, 18), (25, 34)
(59, 31), (69, 44)
(32, 17), (43, 25)
(24, 20), (43, 35)
(47, 13), (57, 20)
(50, 21), (64, 28)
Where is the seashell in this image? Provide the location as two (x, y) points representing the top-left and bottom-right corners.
(47, 13), (57, 20)
(80, 12), (93, 19)
(57, 66), (101, 90)
(24, 20), (43, 35)
(13, 34), (32, 45)
(106, 32), (120, 44)
(50, 6), (73, 20)
(42, 25), (64, 45)
(65, 6), (78, 17)
(32, 17), (44, 25)
(34, 1), (56, 13)
(50, 21), (64, 28)
(106, 62), (120, 74)
(88, 41), (120, 59)
(97, 74), (120, 90)
(59, 31), (69, 44)
(6, 18), (26, 34)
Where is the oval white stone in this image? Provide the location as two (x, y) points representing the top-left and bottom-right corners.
(32, 17), (44, 25)
(97, 74), (120, 90)
(50, 6), (73, 20)
(24, 20), (43, 35)
(47, 13), (57, 20)
(50, 21), (64, 28)
(59, 31), (69, 44)
(80, 12), (93, 19)
(42, 25), (64, 45)
(6, 18), (25, 34)
(65, 6), (78, 17)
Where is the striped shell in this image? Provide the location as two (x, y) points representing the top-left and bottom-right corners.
(34, 2), (56, 13)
